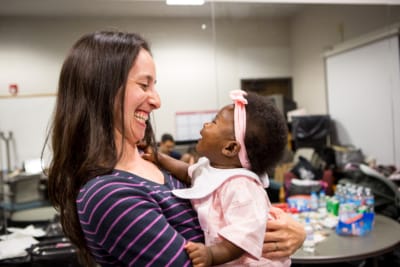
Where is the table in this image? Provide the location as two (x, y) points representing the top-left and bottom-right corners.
(292, 214), (400, 264)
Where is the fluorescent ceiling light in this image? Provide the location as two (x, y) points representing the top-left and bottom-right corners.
(166, 0), (205, 6)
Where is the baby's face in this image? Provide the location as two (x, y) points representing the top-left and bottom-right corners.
(196, 105), (236, 164)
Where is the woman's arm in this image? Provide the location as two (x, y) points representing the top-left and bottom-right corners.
(262, 207), (306, 259)
(185, 204), (306, 265)
(78, 176), (198, 266)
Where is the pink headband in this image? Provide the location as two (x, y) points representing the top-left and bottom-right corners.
(230, 90), (251, 169)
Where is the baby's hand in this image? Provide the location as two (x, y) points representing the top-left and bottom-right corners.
(184, 241), (212, 267)
(140, 146), (157, 163)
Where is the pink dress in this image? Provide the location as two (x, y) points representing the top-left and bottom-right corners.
(173, 157), (291, 267)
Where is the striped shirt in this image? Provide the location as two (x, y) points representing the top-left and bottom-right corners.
(77, 169), (204, 267)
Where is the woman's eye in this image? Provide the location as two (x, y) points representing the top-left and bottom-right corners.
(138, 83), (149, 90)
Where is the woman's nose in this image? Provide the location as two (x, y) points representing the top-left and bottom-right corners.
(149, 89), (161, 109)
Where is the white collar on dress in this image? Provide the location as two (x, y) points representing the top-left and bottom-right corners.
(172, 157), (269, 199)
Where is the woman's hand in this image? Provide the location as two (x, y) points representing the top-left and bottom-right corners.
(262, 207), (306, 259)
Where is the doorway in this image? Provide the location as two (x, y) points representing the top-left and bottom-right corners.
(241, 78), (293, 99)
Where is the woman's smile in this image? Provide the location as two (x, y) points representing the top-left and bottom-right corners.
(134, 110), (149, 126)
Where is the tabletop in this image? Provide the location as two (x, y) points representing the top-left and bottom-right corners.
(292, 214), (400, 264)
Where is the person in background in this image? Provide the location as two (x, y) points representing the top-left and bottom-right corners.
(180, 144), (200, 165)
(159, 133), (182, 160)
(45, 30), (305, 267)
(157, 90), (291, 266)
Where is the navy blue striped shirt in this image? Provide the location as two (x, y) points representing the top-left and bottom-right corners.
(77, 170), (204, 267)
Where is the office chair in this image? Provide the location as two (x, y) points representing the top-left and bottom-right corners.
(291, 115), (331, 151)
(341, 164), (400, 221)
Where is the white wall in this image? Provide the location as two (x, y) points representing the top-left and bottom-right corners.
(326, 35), (400, 166)
(1, 5), (400, 169)
(291, 5), (400, 114)
(0, 16), (290, 169)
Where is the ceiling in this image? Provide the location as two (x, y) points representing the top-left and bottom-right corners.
(1, 0), (397, 19)
(0, 0), (304, 18)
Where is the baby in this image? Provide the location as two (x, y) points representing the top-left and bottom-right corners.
(158, 90), (291, 266)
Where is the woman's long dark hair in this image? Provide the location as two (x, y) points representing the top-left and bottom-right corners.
(43, 31), (157, 266)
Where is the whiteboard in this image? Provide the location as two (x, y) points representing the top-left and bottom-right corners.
(326, 35), (400, 166)
(175, 110), (217, 141)
(0, 96), (56, 170)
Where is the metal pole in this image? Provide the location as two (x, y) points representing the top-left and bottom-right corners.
(0, 131), (13, 173)
(0, 131), (12, 235)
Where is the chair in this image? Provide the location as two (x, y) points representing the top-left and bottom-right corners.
(341, 164), (400, 220)
(282, 148), (334, 200)
(291, 115), (331, 151)
(284, 169), (334, 200)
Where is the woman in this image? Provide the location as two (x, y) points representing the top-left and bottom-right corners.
(45, 31), (305, 267)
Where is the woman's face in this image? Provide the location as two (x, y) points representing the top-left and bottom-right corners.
(115, 48), (161, 147)
(196, 104), (236, 163)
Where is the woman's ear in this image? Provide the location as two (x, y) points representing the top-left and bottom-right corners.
(222, 140), (240, 157)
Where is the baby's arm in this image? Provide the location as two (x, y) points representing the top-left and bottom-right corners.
(157, 152), (191, 185)
(185, 239), (244, 267)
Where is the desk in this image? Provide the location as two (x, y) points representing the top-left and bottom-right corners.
(292, 215), (400, 264)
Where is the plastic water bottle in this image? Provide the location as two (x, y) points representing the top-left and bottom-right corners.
(335, 184), (345, 204)
(364, 187), (375, 213)
(345, 183), (356, 204)
(310, 191), (319, 211)
(303, 217), (315, 252)
(319, 190), (327, 210)
(363, 187), (375, 233)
